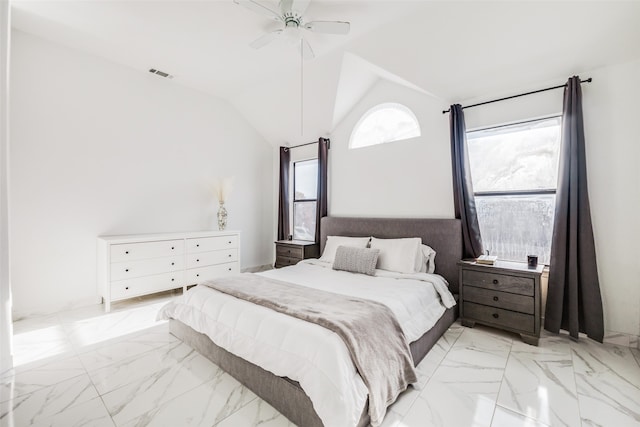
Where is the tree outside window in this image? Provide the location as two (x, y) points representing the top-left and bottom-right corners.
(467, 117), (561, 264)
(292, 159), (318, 241)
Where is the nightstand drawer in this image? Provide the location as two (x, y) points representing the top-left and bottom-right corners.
(276, 245), (304, 259)
(275, 256), (300, 267)
(462, 270), (534, 296)
(464, 302), (535, 333)
(464, 286), (534, 314)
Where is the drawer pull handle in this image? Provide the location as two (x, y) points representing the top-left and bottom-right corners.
(171, 262), (175, 265)
(228, 268), (232, 271)
(125, 269), (129, 272)
(196, 259), (200, 262)
(196, 274), (200, 277)
(196, 244), (200, 247)
(492, 313), (499, 319)
(228, 241), (231, 244)
(492, 279), (499, 285)
(125, 286), (129, 290)
(228, 254), (232, 257)
(125, 251), (129, 254)
(493, 296), (499, 301)
(171, 247), (175, 250)
(171, 278), (174, 281)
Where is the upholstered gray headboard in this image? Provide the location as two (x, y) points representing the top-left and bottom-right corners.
(320, 217), (463, 293)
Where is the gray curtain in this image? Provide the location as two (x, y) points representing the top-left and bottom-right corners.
(277, 147), (291, 241)
(545, 76), (604, 342)
(450, 105), (483, 259)
(315, 138), (329, 244)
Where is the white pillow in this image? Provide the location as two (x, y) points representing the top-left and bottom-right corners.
(370, 237), (421, 274)
(415, 244), (437, 274)
(319, 236), (371, 263)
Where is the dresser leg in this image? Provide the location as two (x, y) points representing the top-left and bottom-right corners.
(183, 286), (187, 293)
(520, 334), (539, 346)
(461, 319), (476, 328)
(104, 300), (111, 313)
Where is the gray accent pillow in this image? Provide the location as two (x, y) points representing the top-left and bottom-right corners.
(332, 246), (380, 276)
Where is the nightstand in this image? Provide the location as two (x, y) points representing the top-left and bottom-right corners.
(274, 240), (319, 268)
(458, 260), (544, 345)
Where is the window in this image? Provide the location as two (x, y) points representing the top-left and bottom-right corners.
(467, 117), (561, 264)
(292, 159), (318, 241)
(349, 103), (421, 149)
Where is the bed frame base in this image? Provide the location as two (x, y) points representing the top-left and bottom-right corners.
(169, 300), (457, 427)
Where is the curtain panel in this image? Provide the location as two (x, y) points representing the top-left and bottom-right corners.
(277, 147), (291, 241)
(449, 104), (484, 259)
(315, 138), (329, 243)
(545, 76), (604, 342)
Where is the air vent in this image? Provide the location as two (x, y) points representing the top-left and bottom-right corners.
(149, 68), (174, 79)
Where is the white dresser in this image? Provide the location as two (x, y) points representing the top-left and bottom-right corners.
(97, 230), (240, 312)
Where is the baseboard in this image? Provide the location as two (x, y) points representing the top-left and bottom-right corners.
(603, 330), (640, 349)
(241, 264), (273, 273)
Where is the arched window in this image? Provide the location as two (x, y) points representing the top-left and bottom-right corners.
(349, 103), (421, 149)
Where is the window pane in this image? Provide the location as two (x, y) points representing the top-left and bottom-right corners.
(467, 117), (561, 192)
(476, 194), (555, 264)
(294, 159), (318, 200)
(293, 201), (317, 241)
(350, 103), (421, 149)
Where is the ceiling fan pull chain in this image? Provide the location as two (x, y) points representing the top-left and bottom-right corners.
(300, 40), (304, 136)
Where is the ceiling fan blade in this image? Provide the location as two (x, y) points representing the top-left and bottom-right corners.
(304, 21), (350, 35)
(301, 38), (315, 60)
(290, 0), (311, 15)
(249, 30), (283, 49)
(233, 0), (282, 22)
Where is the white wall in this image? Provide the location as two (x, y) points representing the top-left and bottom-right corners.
(329, 78), (454, 218)
(1, 0), (14, 372)
(10, 30), (273, 318)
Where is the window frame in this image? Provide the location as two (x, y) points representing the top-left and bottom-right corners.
(467, 115), (562, 265)
(349, 102), (421, 149)
(292, 158), (318, 242)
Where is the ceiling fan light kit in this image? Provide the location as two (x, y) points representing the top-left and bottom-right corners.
(234, 0), (351, 59)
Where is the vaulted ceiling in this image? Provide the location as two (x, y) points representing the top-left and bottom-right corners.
(11, 1), (640, 145)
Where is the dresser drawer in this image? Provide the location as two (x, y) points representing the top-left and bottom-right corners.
(464, 285), (534, 314)
(187, 235), (238, 253)
(462, 269), (534, 296)
(186, 249), (238, 269)
(276, 245), (304, 259)
(464, 302), (535, 333)
(187, 262), (239, 284)
(111, 271), (183, 300)
(111, 240), (184, 262)
(110, 256), (184, 281)
(275, 256), (301, 268)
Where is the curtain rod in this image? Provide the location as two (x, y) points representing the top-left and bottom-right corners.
(282, 138), (331, 151)
(442, 78), (593, 114)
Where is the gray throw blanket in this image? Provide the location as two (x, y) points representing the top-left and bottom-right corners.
(203, 273), (417, 427)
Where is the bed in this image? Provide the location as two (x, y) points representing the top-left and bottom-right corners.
(160, 217), (462, 427)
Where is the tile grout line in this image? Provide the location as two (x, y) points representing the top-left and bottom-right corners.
(568, 340), (584, 425)
(488, 333), (514, 427)
(397, 324), (465, 425)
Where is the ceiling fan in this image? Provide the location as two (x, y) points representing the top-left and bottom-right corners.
(233, 0), (351, 59)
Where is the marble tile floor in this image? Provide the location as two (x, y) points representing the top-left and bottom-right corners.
(2, 292), (640, 427)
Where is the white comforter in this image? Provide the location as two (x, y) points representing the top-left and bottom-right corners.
(158, 260), (455, 427)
